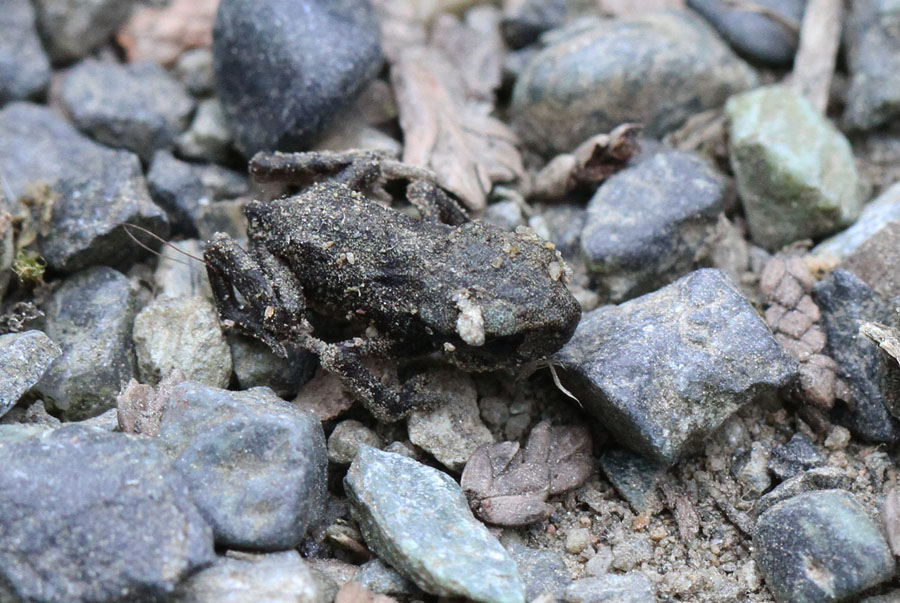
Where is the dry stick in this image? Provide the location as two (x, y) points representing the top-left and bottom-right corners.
(115, 222), (207, 267)
(789, 0), (843, 114)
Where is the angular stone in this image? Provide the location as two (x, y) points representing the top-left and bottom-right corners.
(176, 98), (235, 164)
(845, 0), (900, 130)
(813, 181), (900, 261)
(0, 102), (168, 272)
(754, 490), (896, 603)
(511, 11), (757, 155)
(153, 239), (213, 299)
(174, 551), (322, 603)
(61, 60), (195, 161)
(36, 267), (138, 420)
(0, 331), (60, 418)
(504, 540), (571, 601)
(0, 0), (50, 103)
(0, 424), (214, 602)
(556, 268), (796, 465)
(842, 219), (900, 301)
(686, 0), (804, 66)
(754, 467), (853, 518)
(813, 269), (900, 442)
(158, 381), (327, 549)
(147, 150), (210, 236)
(213, 0), (383, 156)
(597, 448), (665, 512)
(345, 446), (526, 602)
(565, 573), (656, 603)
(767, 433), (825, 481)
(352, 558), (422, 597)
(230, 333), (316, 400)
(726, 85), (863, 250)
(581, 151), (727, 302)
(133, 296), (232, 388)
(328, 419), (383, 465)
(33, 0), (143, 63)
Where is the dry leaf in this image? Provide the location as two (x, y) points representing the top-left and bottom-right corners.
(117, 0), (218, 66)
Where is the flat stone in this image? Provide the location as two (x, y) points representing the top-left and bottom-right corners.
(842, 219), (900, 301)
(511, 11), (757, 155)
(133, 296), (232, 388)
(597, 448), (665, 513)
(556, 268), (796, 465)
(767, 433), (825, 481)
(845, 0), (900, 130)
(0, 424), (214, 602)
(213, 0), (383, 156)
(33, 0), (143, 63)
(158, 381), (327, 549)
(754, 490), (896, 603)
(813, 181), (900, 261)
(813, 269), (900, 441)
(754, 467), (853, 518)
(0, 102), (168, 273)
(407, 369), (493, 472)
(230, 333), (316, 400)
(0, 331), (60, 418)
(176, 98), (235, 164)
(686, 0), (804, 66)
(61, 59), (195, 161)
(352, 558), (422, 597)
(565, 572), (656, 603)
(581, 151), (727, 302)
(153, 239), (213, 299)
(505, 540), (571, 601)
(345, 446), (526, 602)
(726, 85), (863, 250)
(147, 150), (210, 236)
(0, 0), (50, 103)
(328, 419), (383, 465)
(173, 551), (322, 603)
(36, 267), (138, 420)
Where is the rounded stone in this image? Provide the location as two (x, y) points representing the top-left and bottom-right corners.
(213, 0), (382, 156)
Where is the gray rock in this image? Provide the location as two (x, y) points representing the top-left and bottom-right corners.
(0, 424), (214, 602)
(814, 269), (900, 441)
(0, 102), (169, 272)
(213, 0), (383, 156)
(500, 0), (597, 49)
(230, 333), (316, 399)
(581, 151), (727, 302)
(529, 204), (585, 260)
(564, 572), (656, 603)
(158, 381), (327, 549)
(734, 441), (772, 496)
(842, 219), (900, 301)
(36, 267), (138, 420)
(345, 446), (526, 602)
(196, 198), (248, 241)
(754, 467), (853, 517)
(133, 295), (232, 388)
(175, 48), (215, 97)
(407, 369), (493, 472)
(61, 60), (195, 161)
(754, 490), (896, 603)
(813, 181), (900, 260)
(147, 150), (210, 236)
(153, 239), (213, 299)
(556, 268), (796, 465)
(0, 331), (60, 418)
(726, 85), (863, 250)
(505, 540), (571, 601)
(767, 433), (825, 480)
(33, 0), (142, 63)
(0, 0), (50, 103)
(176, 98), (235, 164)
(328, 419), (383, 465)
(174, 551), (322, 603)
(845, 0), (900, 130)
(511, 11), (757, 155)
(686, 0), (804, 66)
(611, 536), (653, 572)
(483, 199), (526, 231)
(194, 163), (249, 201)
(597, 448), (665, 512)
(353, 558), (422, 597)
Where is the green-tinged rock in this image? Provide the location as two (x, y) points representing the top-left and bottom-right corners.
(344, 446), (526, 603)
(726, 85), (863, 250)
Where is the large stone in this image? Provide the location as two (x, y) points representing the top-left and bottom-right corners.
(0, 424), (214, 602)
(511, 11), (757, 155)
(813, 269), (900, 442)
(32, 0), (142, 63)
(0, 102), (168, 272)
(36, 267), (138, 420)
(581, 151), (727, 302)
(61, 60), (195, 161)
(754, 490), (896, 603)
(158, 381), (327, 549)
(556, 268), (796, 465)
(345, 446), (526, 603)
(726, 85), (863, 250)
(0, 331), (60, 419)
(813, 181), (900, 261)
(0, 0), (50, 103)
(841, 219), (900, 301)
(213, 0), (383, 156)
(686, 0), (804, 66)
(845, 0), (900, 130)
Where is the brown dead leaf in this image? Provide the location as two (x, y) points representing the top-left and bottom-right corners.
(117, 0), (218, 66)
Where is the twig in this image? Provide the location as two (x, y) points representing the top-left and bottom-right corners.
(788, 0), (843, 113)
